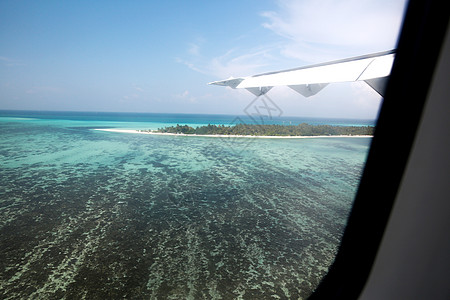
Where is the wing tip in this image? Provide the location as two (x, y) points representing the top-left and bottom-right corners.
(208, 77), (245, 88)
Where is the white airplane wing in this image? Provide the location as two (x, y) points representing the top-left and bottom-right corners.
(209, 50), (395, 97)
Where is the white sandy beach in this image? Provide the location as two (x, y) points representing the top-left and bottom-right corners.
(94, 128), (373, 139)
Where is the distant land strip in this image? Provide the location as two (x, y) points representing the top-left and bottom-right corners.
(144, 123), (375, 137)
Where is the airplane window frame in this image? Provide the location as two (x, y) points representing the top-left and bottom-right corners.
(309, 0), (449, 298)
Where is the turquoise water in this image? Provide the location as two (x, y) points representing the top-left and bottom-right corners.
(0, 111), (372, 299)
(0, 110), (376, 129)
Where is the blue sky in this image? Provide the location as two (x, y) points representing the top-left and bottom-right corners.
(0, 0), (407, 118)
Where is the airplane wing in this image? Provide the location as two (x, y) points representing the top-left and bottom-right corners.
(209, 50), (395, 97)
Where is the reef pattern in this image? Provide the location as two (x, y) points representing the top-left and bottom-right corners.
(0, 120), (370, 299)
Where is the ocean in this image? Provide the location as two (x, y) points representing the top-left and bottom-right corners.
(0, 110), (373, 299)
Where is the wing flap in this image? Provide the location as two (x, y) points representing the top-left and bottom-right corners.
(364, 77), (389, 96)
(289, 83), (329, 97)
(245, 86), (273, 96)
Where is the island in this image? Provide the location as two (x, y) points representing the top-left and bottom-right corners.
(138, 123), (375, 137)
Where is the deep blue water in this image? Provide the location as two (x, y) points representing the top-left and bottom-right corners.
(0, 111), (372, 299)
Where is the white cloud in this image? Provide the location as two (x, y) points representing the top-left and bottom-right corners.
(122, 84), (145, 101)
(175, 57), (208, 75)
(207, 47), (277, 78)
(122, 93), (140, 100)
(181, 90), (189, 97)
(188, 37), (206, 56)
(178, 44), (281, 80)
(188, 43), (201, 56)
(261, 0), (407, 62)
(174, 90), (198, 103)
(132, 84), (144, 92)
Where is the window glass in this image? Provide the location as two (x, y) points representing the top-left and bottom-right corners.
(0, 1), (407, 298)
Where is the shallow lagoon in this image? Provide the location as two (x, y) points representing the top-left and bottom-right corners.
(0, 115), (371, 299)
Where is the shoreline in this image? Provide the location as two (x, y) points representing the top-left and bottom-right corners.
(94, 128), (373, 139)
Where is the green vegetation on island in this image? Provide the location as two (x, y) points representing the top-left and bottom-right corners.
(141, 123), (375, 136)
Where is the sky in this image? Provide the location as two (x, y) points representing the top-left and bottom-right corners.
(0, 0), (407, 118)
